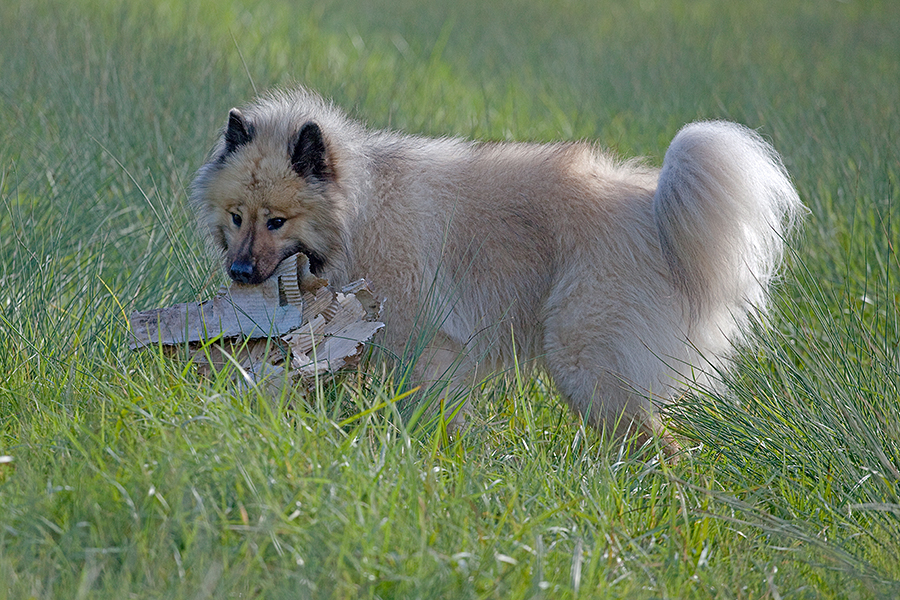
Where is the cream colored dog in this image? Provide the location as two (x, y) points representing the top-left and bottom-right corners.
(191, 87), (802, 446)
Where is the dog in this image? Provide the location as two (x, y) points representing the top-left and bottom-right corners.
(190, 87), (802, 447)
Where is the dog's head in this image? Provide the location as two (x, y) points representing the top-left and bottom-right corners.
(191, 94), (350, 285)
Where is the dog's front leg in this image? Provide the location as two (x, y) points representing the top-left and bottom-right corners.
(410, 330), (478, 431)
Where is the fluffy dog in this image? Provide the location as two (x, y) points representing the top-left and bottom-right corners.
(191, 87), (802, 446)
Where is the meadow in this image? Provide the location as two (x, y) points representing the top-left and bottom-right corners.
(1, 0), (899, 597)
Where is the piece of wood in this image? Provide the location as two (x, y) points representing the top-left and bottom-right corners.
(129, 253), (383, 390)
(129, 253), (319, 349)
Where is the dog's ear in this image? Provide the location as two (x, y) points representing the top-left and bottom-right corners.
(224, 108), (253, 154)
(291, 121), (333, 181)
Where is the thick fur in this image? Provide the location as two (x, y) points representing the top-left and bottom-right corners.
(191, 87), (802, 443)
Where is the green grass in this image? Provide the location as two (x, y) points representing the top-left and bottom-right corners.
(2, 0), (899, 597)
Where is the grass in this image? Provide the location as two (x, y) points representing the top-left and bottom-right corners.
(1, 0), (899, 597)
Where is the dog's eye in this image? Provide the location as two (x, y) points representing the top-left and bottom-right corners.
(267, 218), (286, 231)
(231, 213), (242, 227)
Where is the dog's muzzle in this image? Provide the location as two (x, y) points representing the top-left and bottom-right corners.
(229, 260), (256, 284)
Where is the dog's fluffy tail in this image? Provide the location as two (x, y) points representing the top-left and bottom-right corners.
(653, 121), (802, 341)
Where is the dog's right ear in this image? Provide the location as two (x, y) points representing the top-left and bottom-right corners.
(224, 108), (253, 154)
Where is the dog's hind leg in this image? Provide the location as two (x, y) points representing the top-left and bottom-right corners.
(548, 359), (678, 454)
(542, 286), (681, 454)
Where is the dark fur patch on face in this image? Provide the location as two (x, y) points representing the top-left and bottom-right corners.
(214, 225), (228, 252)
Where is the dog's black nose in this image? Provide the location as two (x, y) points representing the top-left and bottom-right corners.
(229, 260), (255, 284)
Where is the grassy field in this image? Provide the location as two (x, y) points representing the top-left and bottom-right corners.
(2, 0), (899, 597)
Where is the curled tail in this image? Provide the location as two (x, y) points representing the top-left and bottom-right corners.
(653, 121), (803, 337)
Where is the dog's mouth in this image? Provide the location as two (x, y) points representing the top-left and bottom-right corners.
(227, 244), (327, 285)
(286, 243), (327, 276)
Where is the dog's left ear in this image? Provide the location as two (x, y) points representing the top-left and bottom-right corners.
(291, 122), (333, 181)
